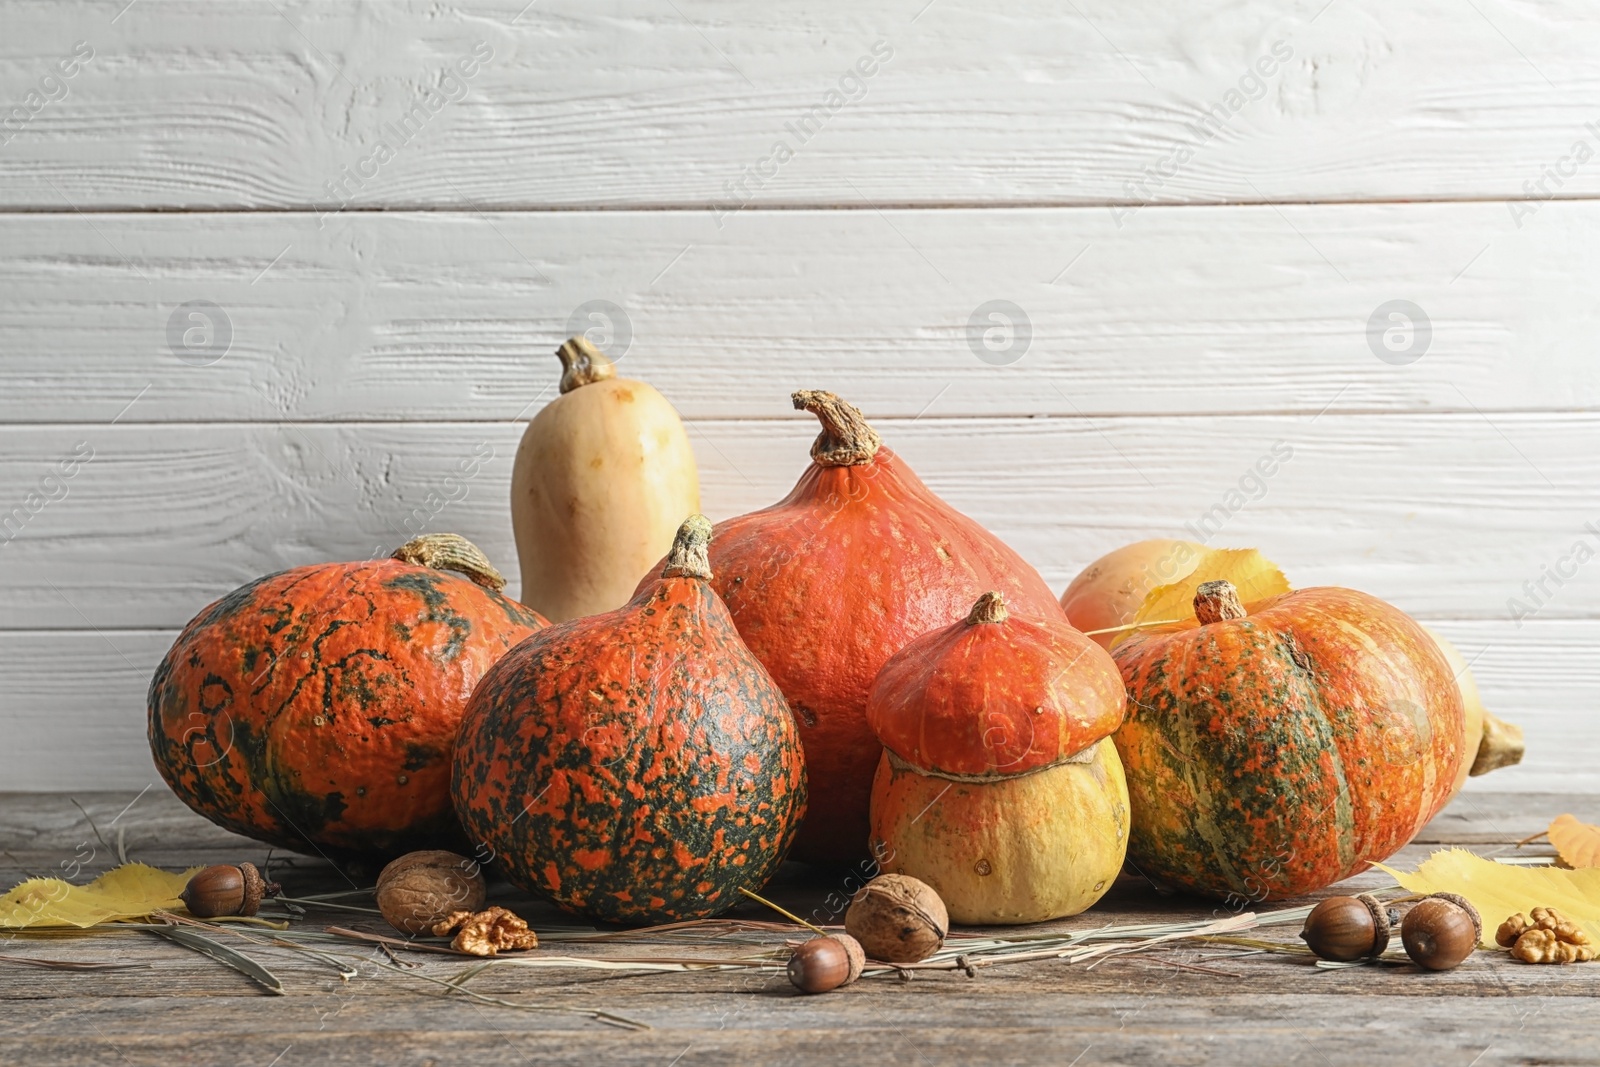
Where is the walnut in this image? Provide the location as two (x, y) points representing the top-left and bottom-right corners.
(431, 906), (539, 956)
(845, 874), (948, 964)
(1501, 907), (1596, 964)
(375, 850), (486, 936)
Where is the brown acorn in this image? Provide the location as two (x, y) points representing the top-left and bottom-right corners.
(1401, 894), (1481, 971)
(179, 862), (277, 918)
(1299, 894), (1394, 961)
(788, 936), (857, 994)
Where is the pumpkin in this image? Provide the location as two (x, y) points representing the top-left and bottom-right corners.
(640, 391), (1064, 864)
(1112, 579), (1466, 901)
(1060, 538), (1202, 648)
(511, 336), (700, 623)
(452, 516), (806, 925)
(1064, 540), (1525, 794)
(866, 592), (1129, 924)
(148, 534), (548, 856)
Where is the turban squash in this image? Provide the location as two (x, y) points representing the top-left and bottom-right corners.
(148, 534), (548, 856)
(866, 592), (1129, 924)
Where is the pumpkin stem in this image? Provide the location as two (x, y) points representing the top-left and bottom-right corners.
(1470, 711), (1526, 776)
(661, 515), (714, 580)
(392, 534), (506, 591)
(792, 390), (882, 467)
(966, 591), (1009, 625)
(555, 335), (618, 394)
(1194, 580), (1247, 624)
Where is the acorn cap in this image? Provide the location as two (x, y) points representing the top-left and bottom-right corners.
(1428, 891), (1483, 944)
(1355, 893), (1392, 959)
(864, 592), (1125, 779)
(239, 862), (267, 917)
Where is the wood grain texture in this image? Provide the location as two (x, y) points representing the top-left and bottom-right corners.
(0, 792), (1591, 1067)
(1, 413), (1593, 626)
(0, 619), (1591, 792)
(1, 0), (1597, 210)
(0, 205), (1594, 422)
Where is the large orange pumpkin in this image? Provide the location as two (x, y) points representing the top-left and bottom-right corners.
(640, 392), (1064, 863)
(148, 534), (547, 856)
(453, 517), (806, 924)
(1112, 579), (1465, 902)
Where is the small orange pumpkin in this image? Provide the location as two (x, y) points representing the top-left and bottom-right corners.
(148, 534), (548, 856)
(1113, 580), (1465, 901)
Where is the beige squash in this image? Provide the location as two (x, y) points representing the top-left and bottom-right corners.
(871, 742), (1129, 925)
(511, 337), (700, 622)
(1424, 628), (1525, 795)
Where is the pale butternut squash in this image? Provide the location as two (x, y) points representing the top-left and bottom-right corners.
(511, 337), (700, 622)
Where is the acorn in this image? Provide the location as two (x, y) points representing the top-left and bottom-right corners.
(845, 874), (948, 964)
(786, 934), (866, 994)
(1299, 894), (1394, 961)
(179, 862), (278, 918)
(1401, 893), (1481, 971)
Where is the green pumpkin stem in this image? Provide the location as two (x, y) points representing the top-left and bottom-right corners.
(966, 591), (1009, 625)
(792, 390), (882, 467)
(1194, 580), (1247, 625)
(661, 515), (714, 580)
(392, 533), (506, 591)
(556, 335), (618, 394)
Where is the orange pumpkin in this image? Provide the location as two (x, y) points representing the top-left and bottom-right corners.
(867, 592), (1129, 923)
(453, 517), (806, 924)
(641, 392), (1064, 863)
(1112, 580), (1465, 901)
(148, 535), (548, 856)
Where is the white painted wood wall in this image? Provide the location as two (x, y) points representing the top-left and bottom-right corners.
(2, 0), (1595, 792)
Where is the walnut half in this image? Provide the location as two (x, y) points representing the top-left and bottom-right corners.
(431, 906), (540, 956)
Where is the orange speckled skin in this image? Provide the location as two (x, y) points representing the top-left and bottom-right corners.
(640, 448), (1063, 863)
(148, 561), (548, 857)
(452, 567), (806, 925)
(1112, 586), (1465, 901)
(867, 602), (1124, 777)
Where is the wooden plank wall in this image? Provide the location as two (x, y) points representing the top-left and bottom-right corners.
(1, 0), (1594, 790)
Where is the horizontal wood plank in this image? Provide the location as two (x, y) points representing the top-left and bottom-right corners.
(0, 413), (1595, 626)
(0, 204), (1595, 422)
(1, 0), (1598, 211)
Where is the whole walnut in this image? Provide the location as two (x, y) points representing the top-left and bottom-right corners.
(845, 874), (948, 963)
(376, 850), (487, 935)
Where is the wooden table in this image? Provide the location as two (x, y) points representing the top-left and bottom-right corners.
(2, 790), (1594, 1066)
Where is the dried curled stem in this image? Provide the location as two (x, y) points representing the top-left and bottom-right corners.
(392, 534), (505, 591)
(792, 390), (882, 467)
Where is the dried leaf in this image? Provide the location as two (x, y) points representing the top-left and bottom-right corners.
(1549, 814), (1600, 870)
(1374, 849), (1600, 947)
(1126, 548), (1291, 636)
(0, 864), (200, 929)
(146, 925), (284, 995)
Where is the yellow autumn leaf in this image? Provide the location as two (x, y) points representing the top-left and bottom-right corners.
(1549, 814), (1600, 870)
(1127, 547), (1291, 633)
(1374, 848), (1600, 947)
(0, 864), (201, 929)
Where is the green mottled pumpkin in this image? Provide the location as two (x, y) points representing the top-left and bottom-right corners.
(1112, 580), (1465, 903)
(148, 534), (548, 856)
(452, 516), (806, 925)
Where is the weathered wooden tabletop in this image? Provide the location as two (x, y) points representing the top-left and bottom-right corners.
(1, 789), (1594, 1066)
